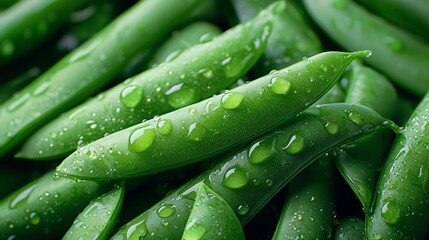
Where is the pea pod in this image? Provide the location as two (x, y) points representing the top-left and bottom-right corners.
(272, 156), (337, 239)
(0, 171), (108, 238)
(0, 0), (205, 157)
(356, 0), (429, 40)
(0, 0), (92, 66)
(334, 218), (365, 240)
(303, 0), (429, 97)
(56, 51), (369, 180)
(367, 92), (429, 239)
(149, 22), (222, 67)
(18, 5), (274, 160)
(335, 64), (397, 213)
(110, 103), (390, 240)
(63, 183), (125, 240)
(231, 0), (322, 76)
(182, 183), (245, 240)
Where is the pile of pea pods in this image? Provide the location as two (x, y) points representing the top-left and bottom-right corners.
(0, 0), (428, 239)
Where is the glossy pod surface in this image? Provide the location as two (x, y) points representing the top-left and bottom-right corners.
(0, 171), (108, 239)
(57, 51), (368, 180)
(111, 103), (389, 239)
(304, 0), (429, 97)
(367, 92), (429, 239)
(0, 0), (205, 157)
(181, 183), (245, 240)
(63, 184), (125, 240)
(17, 7), (273, 160)
(334, 217), (365, 240)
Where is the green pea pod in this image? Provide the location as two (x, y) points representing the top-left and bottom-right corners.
(356, 0), (429, 40)
(334, 218), (365, 240)
(0, 0), (205, 157)
(0, 171), (108, 238)
(0, 0), (92, 66)
(367, 93), (429, 239)
(149, 22), (222, 67)
(110, 103), (390, 240)
(182, 183), (245, 240)
(18, 4), (274, 160)
(56, 51), (369, 180)
(231, 0), (322, 76)
(303, 0), (429, 97)
(272, 156), (337, 239)
(335, 64), (397, 213)
(63, 183), (125, 240)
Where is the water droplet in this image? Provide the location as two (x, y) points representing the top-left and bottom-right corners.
(248, 139), (275, 164)
(199, 33), (215, 43)
(165, 83), (197, 109)
(222, 166), (249, 189)
(268, 77), (291, 95)
(183, 223), (206, 240)
(69, 40), (99, 63)
(157, 119), (172, 135)
(7, 93), (30, 112)
(325, 122), (338, 135)
(381, 201), (401, 224)
(237, 204), (249, 215)
(220, 92), (244, 110)
(128, 126), (156, 153)
(157, 204), (176, 218)
(126, 219), (148, 239)
(385, 36), (403, 52)
(320, 64), (328, 72)
(186, 123), (205, 142)
(1, 40), (14, 56)
(165, 50), (182, 62)
(348, 111), (363, 125)
(283, 131), (305, 155)
(32, 82), (51, 96)
(29, 212), (40, 225)
(120, 85), (143, 108)
(222, 57), (244, 78)
(9, 184), (37, 209)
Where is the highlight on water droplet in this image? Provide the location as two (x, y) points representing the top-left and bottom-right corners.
(32, 82), (51, 96)
(237, 204), (249, 215)
(248, 139), (276, 164)
(325, 122), (338, 135)
(268, 77), (291, 95)
(165, 83), (198, 109)
(381, 201), (401, 225)
(283, 131), (305, 155)
(128, 126), (156, 153)
(157, 204), (176, 218)
(348, 111), (363, 125)
(29, 212), (40, 225)
(220, 92), (244, 110)
(9, 184), (37, 209)
(120, 85), (143, 108)
(7, 93), (30, 112)
(183, 223), (206, 240)
(222, 166), (249, 189)
(199, 32), (215, 43)
(157, 119), (172, 136)
(186, 123), (205, 142)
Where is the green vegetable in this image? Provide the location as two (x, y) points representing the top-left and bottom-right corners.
(110, 103), (390, 239)
(18, 7), (271, 160)
(0, 0), (205, 157)
(335, 63), (397, 212)
(272, 156), (337, 239)
(0, 171), (108, 238)
(0, 0), (91, 66)
(367, 91), (429, 239)
(334, 217), (365, 240)
(182, 183), (245, 240)
(63, 183), (125, 240)
(56, 51), (367, 180)
(303, 0), (429, 97)
(231, 0), (322, 76)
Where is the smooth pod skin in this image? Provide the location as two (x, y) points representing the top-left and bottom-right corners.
(231, 0), (322, 76)
(181, 183), (245, 240)
(304, 0), (429, 97)
(110, 103), (390, 240)
(335, 64), (397, 213)
(56, 51), (369, 180)
(356, 0), (429, 40)
(367, 93), (429, 239)
(0, 171), (108, 239)
(149, 22), (222, 67)
(18, 6), (274, 160)
(334, 218), (365, 240)
(0, 0), (205, 157)
(63, 184), (125, 240)
(272, 157), (336, 239)
(0, 0), (91, 66)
